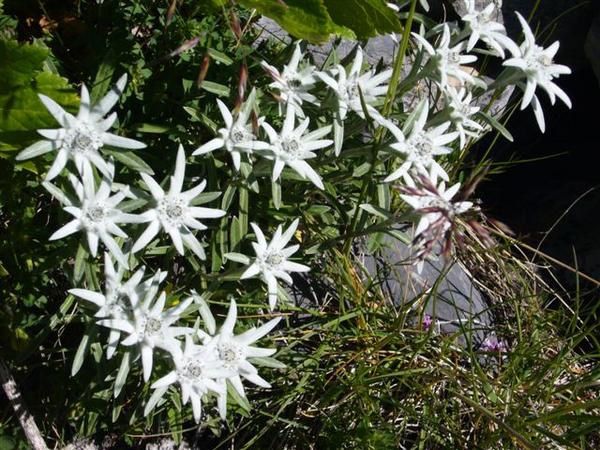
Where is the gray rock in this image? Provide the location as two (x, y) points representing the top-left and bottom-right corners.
(359, 232), (493, 345)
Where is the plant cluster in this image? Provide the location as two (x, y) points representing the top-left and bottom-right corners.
(0, 0), (596, 448)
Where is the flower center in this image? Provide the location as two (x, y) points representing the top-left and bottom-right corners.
(288, 77), (302, 89)
(281, 138), (301, 159)
(158, 197), (186, 225)
(64, 125), (102, 155)
(180, 361), (204, 380)
(85, 204), (106, 223)
(230, 127), (247, 144)
(265, 252), (285, 267)
(144, 317), (162, 335)
(218, 342), (243, 366)
(447, 51), (461, 65)
(411, 133), (435, 162)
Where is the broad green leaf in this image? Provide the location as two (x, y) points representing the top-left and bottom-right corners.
(323, 0), (401, 39)
(240, 0), (338, 43)
(0, 40), (78, 142)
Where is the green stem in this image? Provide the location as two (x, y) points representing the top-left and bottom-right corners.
(342, 0), (419, 257)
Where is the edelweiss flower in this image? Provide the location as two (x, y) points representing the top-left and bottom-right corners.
(445, 87), (483, 148)
(383, 100), (458, 184)
(145, 336), (231, 423)
(461, 0), (519, 58)
(192, 89), (269, 171)
(201, 299), (281, 418)
(256, 104), (331, 190)
(98, 280), (194, 381)
(240, 219), (310, 310)
(132, 145), (226, 259)
(70, 254), (141, 359)
(261, 41), (319, 116)
(47, 165), (144, 268)
(317, 47), (391, 154)
(16, 74), (146, 180)
(503, 12), (571, 132)
(401, 180), (472, 238)
(413, 24), (479, 89)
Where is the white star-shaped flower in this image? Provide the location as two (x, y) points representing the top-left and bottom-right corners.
(145, 336), (231, 423)
(256, 104), (331, 190)
(461, 0), (520, 58)
(502, 12), (571, 132)
(240, 219), (310, 310)
(401, 180), (473, 238)
(200, 299), (281, 419)
(261, 41), (319, 116)
(16, 74), (146, 180)
(444, 86), (484, 148)
(317, 47), (391, 154)
(132, 145), (226, 259)
(413, 24), (480, 90)
(47, 164), (144, 268)
(383, 100), (458, 184)
(192, 89), (269, 171)
(98, 279), (194, 381)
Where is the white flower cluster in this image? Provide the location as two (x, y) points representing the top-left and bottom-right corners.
(15, 2), (571, 424)
(70, 257), (280, 422)
(378, 2), (571, 266)
(17, 75), (286, 423)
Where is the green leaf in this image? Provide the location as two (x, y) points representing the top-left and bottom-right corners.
(478, 111), (514, 142)
(114, 351), (130, 398)
(0, 40), (78, 143)
(200, 80), (230, 97)
(72, 329), (91, 376)
(223, 252), (251, 265)
(323, 0), (401, 39)
(240, 0), (337, 43)
(102, 149), (155, 175)
(207, 47), (234, 65)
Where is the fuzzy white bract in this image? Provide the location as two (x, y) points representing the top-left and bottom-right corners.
(256, 104), (331, 189)
(317, 47), (391, 154)
(192, 89), (269, 171)
(70, 254), (143, 359)
(445, 86), (483, 149)
(240, 219), (310, 310)
(261, 41), (319, 116)
(413, 24), (479, 90)
(145, 336), (231, 423)
(503, 12), (572, 132)
(47, 165), (144, 268)
(132, 145), (226, 259)
(98, 272), (193, 381)
(461, 0), (519, 58)
(17, 74), (146, 180)
(200, 299), (281, 419)
(383, 100), (458, 184)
